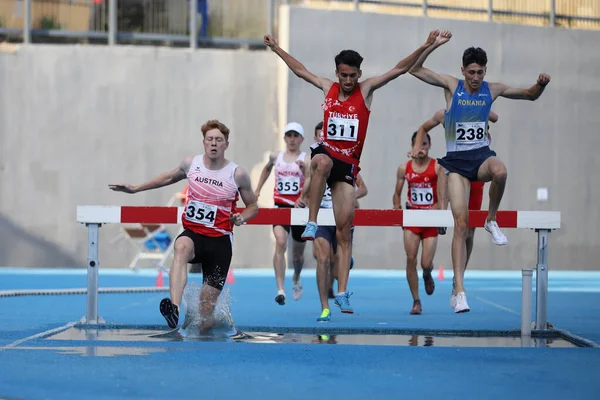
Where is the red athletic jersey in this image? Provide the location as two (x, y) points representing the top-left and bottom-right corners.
(405, 159), (438, 210)
(182, 155), (239, 237)
(321, 83), (371, 166)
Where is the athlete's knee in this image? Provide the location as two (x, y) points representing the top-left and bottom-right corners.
(174, 238), (194, 259)
(406, 253), (418, 267)
(292, 252), (304, 266)
(491, 162), (507, 183)
(313, 154), (333, 173)
(335, 227), (352, 246)
(453, 215), (469, 237)
(274, 237), (287, 252)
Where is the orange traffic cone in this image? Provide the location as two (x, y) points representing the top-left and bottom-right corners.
(155, 269), (165, 287)
(226, 268), (235, 285)
(437, 266), (445, 281)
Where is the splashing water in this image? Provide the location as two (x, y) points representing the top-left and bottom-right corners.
(179, 282), (237, 339)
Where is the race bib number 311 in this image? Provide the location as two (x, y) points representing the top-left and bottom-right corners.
(185, 200), (218, 227)
(456, 121), (486, 143)
(327, 117), (359, 142)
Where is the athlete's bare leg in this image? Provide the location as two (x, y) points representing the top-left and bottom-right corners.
(198, 284), (220, 332)
(314, 237), (333, 311)
(421, 235), (438, 273)
(272, 225), (289, 293)
(331, 182), (356, 294)
(170, 236), (195, 307)
(447, 172), (470, 294)
(307, 154), (333, 223)
(291, 239), (306, 282)
(403, 229), (421, 302)
(465, 227), (476, 267)
(477, 156), (507, 222)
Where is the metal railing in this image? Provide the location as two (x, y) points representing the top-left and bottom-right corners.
(0, 1), (597, 49)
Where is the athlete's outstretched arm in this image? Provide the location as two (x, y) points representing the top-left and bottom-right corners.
(355, 173), (368, 200)
(490, 73), (551, 101)
(361, 30), (439, 94)
(254, 152), (277, 198)
(108, 157), (191, 194)
(392, 165), (406, 210)
(264, 34), (333, 94)
(409, 109), (444, 159)
(232, 167), (259, 226)
(409, 31), (457, 90)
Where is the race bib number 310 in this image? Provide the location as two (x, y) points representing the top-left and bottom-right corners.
(327, 117), (359, 142)
(411, 187), (434, 205)
(185, 200), (218, 227)
(456, 121), (486, 143)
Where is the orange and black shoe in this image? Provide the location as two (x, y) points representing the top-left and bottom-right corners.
(410, 300), (422, 315)
(423, 267), (435, 295)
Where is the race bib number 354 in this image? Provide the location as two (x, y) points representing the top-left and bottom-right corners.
(185, 200), (218, 227)
(456, 121), (486, 143)
(327, 117), (359, 142)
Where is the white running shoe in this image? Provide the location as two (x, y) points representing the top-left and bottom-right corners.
(450, 292), (457, 309)
(292, 279), (303, 301)
(484, 220), (508, 246)
(454, 292), (470, 313)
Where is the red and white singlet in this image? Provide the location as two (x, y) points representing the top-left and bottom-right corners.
(405, 159), (438, 210)
(321, 83), (371, 166)
(273, 151), (306, 206)
(182, 155), (239, 237)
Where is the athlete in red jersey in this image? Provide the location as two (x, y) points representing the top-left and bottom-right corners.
(415, 109), (498, 308)
(109, 120), (258, 331)
(264, 30), (441, 314)
(393, 131), (443, 315)
(255, 122), (311, 305)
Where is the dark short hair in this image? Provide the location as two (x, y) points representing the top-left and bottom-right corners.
(411, 131), (431, 146)
(314, 121), (323, 135)
(335, 50), (363, 69)
(462, 47), (487, 67)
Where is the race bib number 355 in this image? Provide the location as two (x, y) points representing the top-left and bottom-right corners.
(185, 200), (218, 227)
(411, 187), (434, 205)
(327, 117), (359, 142)
(456, 121), (486, 143)
(277, 176), (300, 195)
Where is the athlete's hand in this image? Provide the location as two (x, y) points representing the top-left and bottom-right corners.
(425, 30), (439, 46)
(108, 184), (137, 194)
(435, 30), (452, 46)
(296, 160), (306, 174)
(229, 212), (245, 226)
(537, 73), (551, 87)
(264, 34), (278, 50)
(408, 148), (420, 159)
(295, 196), (307, 208)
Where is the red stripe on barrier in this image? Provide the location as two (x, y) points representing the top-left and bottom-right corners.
(468, 210), (518, 228)
(121, 206), (179, 224)
(354, 209), (403, 226)
(243, 208), (291, 226)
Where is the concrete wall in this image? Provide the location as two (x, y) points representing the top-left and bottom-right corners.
(280, 6), (600, 270)
(0, 45), (281, 269)
(1, 6), (599, 272)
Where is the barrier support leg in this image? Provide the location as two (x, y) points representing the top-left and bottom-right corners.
(535, 229), (550, 330)
(80, 223), (105, 325)
(521, 269), (533, 336)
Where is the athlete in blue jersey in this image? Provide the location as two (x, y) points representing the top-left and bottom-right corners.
(408, 31), (551, 313)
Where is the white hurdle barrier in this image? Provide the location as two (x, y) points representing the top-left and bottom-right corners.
(76, 206), (561, 329)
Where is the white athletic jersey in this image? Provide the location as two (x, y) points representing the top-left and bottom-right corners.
(320, 184), (333, 209)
